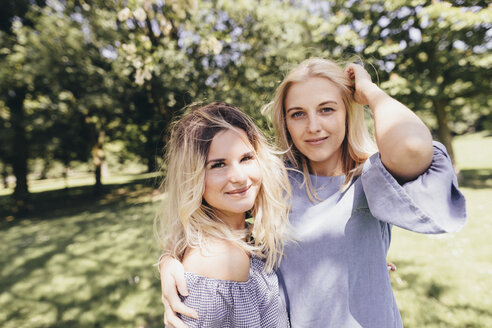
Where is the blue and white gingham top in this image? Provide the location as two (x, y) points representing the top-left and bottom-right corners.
(177, 255), (289, 328)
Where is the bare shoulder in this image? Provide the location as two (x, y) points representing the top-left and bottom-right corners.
(182, 239), (251, 282)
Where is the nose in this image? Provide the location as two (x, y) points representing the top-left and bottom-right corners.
(307, 113), (321, 133)
(228, 162), (247, 184)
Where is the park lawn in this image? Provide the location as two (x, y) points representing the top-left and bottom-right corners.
(389, 186), (492, 328)
(0, 132), (491, 327)
(0, 196), (164, 328)
(388, 132), (492, 328)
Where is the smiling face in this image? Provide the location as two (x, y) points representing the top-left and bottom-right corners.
(284, 76), (347, 176)
(203, 128), (262, 229)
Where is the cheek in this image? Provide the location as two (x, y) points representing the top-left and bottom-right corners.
(286, 120), (302, 143)
(203, 173), (223, 201)
(251, 164), (262, 185)
(246, 161), (263, 191)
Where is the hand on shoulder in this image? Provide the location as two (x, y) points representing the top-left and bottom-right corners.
(182, 239), (251, 282)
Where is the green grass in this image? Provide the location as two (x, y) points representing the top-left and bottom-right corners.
(388, 132), (492, 328)
(0, 201), (163, 328)
(0, 171), (162, 196)
(453, 131), (492, 170)
(0, 176), (164, 328)
(389, 187), (492, 328)
(0, 132), (491, 327)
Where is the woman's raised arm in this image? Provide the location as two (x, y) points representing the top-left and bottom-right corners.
(346, 63), (433, 182)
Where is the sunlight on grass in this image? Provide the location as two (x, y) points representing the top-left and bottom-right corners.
(0, 200), (163, 328)
(389, 186), (492, 327)
(0, 132), (490, 327)
(453, 131), (492, 170)
(0, 172), (161, 196)
(387, 132), (492, 327)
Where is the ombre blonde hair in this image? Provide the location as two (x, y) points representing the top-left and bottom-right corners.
(155, 102), (291, 271)
(264, 58), (377, 201)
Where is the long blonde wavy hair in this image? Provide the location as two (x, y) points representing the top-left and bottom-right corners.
(155, 102), (291, 271)
(264, 58), (377, 201)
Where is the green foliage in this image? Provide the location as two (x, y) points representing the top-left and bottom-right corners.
(299, 0), (491, 162)
(0, 0), (490, 203)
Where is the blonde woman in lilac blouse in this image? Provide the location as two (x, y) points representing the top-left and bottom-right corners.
(159, 59), (466, 328)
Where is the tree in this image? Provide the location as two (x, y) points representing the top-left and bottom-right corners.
(315, 0), (492, 162)
(0, 0), (127, 206)
(115, 0), (321, 159)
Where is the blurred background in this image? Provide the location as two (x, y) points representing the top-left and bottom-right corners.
(0, 0), (490, 327)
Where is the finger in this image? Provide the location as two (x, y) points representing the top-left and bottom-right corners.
(159, 258), (197, 320)
(346, 68), (356, 82)
(171, 300), (198, 319)
(167, 291), (198, 318)
(163, 280), (198, 319)
(165, 306), (190, 328)
(344, 65), (354, 76)
(387, 262), (397, 271)
(164, 302), (191, 328)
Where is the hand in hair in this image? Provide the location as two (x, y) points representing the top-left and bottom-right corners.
(345, 63), (377, 106)
(345, 62), (433, 182)
(159, 256), (197, 328)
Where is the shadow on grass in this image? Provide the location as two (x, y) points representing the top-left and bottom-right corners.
(391, 259), (492, 328)
(0, 173), (163, 228)
(458, 169), (492, 189)
(0, 198), (163, 328)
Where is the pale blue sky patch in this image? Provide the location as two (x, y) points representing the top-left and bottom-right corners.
(409, 27), (422, 43)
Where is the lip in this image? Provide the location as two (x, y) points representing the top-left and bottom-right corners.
(226, 185), (251, 195)
(305, 136), (328, 145)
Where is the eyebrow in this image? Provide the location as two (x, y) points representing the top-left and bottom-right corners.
(286, 100), (338, 113)
(206, 158), (225, 166)
(205, 151), (255, 166)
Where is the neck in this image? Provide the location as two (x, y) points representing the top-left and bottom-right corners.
(216, 211), (246, 230)
(309, 152), (344, 177)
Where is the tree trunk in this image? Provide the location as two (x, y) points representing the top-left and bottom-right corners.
(433, 99), (455, 164)
(146, 151), (157, 173)
(1, 164), (7, 189)
(145, 121), (158, 173)
(145, 78), (167, 173)
(93, 129), (105, 195)
(7, 87), (29, 211)
(63, 161), (69, 190)
(40, 157), (52, 180)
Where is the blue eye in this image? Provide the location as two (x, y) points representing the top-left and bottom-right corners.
(320, 107), (334, 113)
(291, 111), (305, 118)
(241, 154), (254, 162)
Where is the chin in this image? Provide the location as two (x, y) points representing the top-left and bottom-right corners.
(234, 201), (256, 213)
(308, 151), (335, 162)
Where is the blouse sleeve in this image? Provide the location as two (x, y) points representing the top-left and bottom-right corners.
(361, 141), (467, 233)
(177, 256), (289, 328)
(178, 274), (255, 328)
